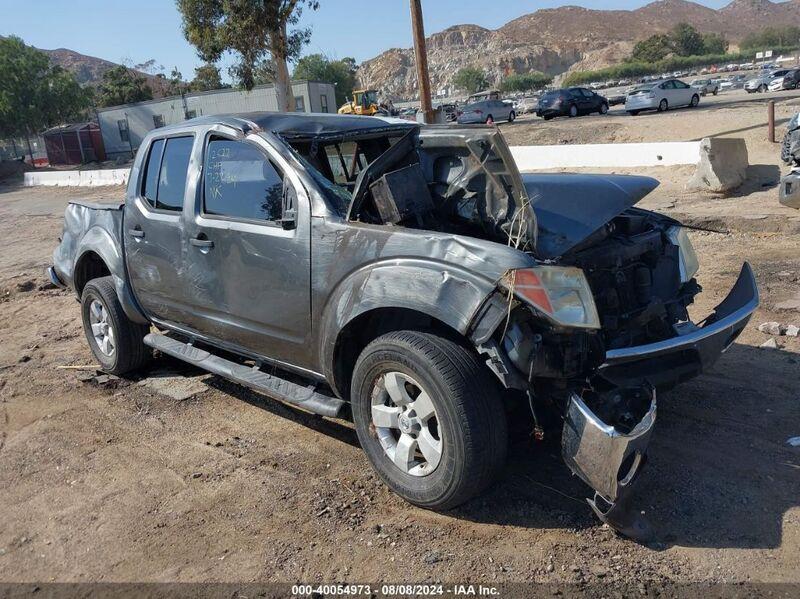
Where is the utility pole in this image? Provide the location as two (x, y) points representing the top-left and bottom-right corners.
(410, 0), (434, 124)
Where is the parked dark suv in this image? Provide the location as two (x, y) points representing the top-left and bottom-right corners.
(537, 88), (609, 120)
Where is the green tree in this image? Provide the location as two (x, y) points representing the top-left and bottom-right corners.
(670, 23), (705, 57)
(452, 67), (488, 94)
(293, 53), (357, 107)
(177, 0), (320, 113)
(741, 26), (800, 52)
(189, 63), (224, 91)
(701, 33), (728, 55)
(0, 36), (92, 163)
(630, 34), (672, 63)
(97, 65), (153, 107)
(499, 72), (552, 93)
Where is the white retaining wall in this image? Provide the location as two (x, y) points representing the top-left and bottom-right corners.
(23, 168), (130, 187)
(22, 141), (706, 187)
(510, 141), (701, 171)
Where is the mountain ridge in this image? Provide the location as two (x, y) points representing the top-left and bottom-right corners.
(359, 0), (800, 100)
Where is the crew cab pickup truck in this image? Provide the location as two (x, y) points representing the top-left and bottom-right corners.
(50, 113), (758, 540)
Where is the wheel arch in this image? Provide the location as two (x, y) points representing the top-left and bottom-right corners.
(329, 307), (470, 401)
(73, 228), (148, 325)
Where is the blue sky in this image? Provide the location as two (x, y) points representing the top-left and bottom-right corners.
(1, 0), (736, 82)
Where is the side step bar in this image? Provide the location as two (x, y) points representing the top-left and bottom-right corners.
(143, 333), (346, 418)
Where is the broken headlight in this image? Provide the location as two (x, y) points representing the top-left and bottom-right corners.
(667, 226), (699, 283)
(507, 267), (600, 329)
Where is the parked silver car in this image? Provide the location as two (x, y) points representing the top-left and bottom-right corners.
(768, 69), (800, 92)
(457, 98), (515, 124)
(690, 79), (719, 96)
(625, 79), (700, 115)
(745, 69), (790, 93)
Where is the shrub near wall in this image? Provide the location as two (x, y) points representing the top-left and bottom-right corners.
(563, 46), (800, 87)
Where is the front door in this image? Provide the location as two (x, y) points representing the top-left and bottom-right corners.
(180, 133), (312, 369)
(124, 134), (195, 324)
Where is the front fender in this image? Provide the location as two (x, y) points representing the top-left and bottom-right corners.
(318, 258), (501, 386)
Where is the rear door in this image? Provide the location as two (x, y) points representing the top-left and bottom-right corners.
(124, 134), (195, 324)
(180, 132), (313, 368)
(673, 80), (693, 105)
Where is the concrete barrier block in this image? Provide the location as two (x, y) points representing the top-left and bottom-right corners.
(687, 137), (749, 193)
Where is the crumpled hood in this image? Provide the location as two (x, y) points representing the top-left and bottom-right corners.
(524, 173), (659, 259)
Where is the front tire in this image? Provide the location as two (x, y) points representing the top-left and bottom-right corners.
(568, 104), (578, 117)
(351, 331), (508, 510)
(759, 84), (767, 93)
(690, 94), (700, 107)
(81, 276), (150, 375)
(508, 111), (516, 122)
(485, 115), (494, 125)
(599, 103), (609, 115)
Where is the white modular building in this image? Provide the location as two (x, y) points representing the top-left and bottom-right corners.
(97, 80), (336, 159)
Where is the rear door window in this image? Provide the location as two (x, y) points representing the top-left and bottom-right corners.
(140, 136), (193, 211)
(142, 139), (164, 207)
(203, 138), (284, 222)
(157, 137), (193, 211)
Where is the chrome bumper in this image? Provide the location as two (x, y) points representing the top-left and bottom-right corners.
(562, 388), (655, 504)
(599, 262), (758, 387)
(780, 170), (800, 209)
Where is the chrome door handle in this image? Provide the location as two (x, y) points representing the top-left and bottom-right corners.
(190, 236), (214, 249)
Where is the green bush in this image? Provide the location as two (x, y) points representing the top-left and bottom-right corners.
(562, 46), (800, 87)
(499, 72), (552, 93)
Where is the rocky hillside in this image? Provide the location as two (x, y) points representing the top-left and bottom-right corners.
(37, 46), (171, 97)
(358, 0), (800, 100)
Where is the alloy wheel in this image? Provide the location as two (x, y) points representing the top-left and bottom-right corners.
(371, 371), (443, 477)
(88, 299), (115, 356)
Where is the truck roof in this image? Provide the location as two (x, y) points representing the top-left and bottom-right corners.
(177, 112), (417, 141)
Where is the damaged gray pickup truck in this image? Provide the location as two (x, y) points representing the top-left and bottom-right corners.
(50, 113), (759, 540)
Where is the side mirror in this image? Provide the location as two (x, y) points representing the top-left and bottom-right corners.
(279, 181), (297, 230)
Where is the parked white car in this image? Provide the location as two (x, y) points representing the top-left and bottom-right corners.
(625, 79), (700, 115)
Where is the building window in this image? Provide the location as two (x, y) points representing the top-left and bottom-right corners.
(295, 96), (306, 112)
(117, 120), (129, 142)
(153, 114), (165, 128)
(320, 94), (329, 113)
(185, 110), (197, 120)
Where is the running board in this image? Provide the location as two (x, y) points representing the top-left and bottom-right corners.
(143, 333), (345, 418)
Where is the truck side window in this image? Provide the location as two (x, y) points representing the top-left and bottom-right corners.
(203, 139), (284, 222)
(156, 136), (194, 211)
(142, 139), (165, 206)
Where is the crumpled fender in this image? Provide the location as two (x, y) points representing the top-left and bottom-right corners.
(318, 257), (513, 393)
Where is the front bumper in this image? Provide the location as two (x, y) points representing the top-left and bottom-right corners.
(46, 265), (67, 289)
(780, 170), (800, 209)
(562, 387), (655, 504)
(561, 385), (657, 541)
(599, 262), (759, 388)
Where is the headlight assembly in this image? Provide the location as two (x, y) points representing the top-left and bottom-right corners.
(667, 226), (699, 283)
(505, 266), (600, 329)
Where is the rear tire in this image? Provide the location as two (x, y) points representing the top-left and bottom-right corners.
(568, 104), (578, 117)
(81, 276), (150, 375)
(508, 111), (516, 122)
(485, 115), (494, 125)
(658, 98), (668, 112)
(351, 330), (508, 510)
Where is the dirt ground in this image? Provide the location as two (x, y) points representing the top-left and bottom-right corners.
(1, 93), (799, 591)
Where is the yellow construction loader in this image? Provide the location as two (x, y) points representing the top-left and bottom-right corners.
(338, 89), (383, 116)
